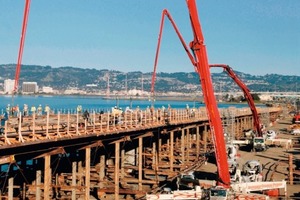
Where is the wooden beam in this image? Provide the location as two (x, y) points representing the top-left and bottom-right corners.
(196, 126), (200, 159)
(132, 131), (153, 140)
(8, 177), (13, 200)
(44, 155), (51, 200)
(0, 155), (15, 165)
(98, 188), (145, 195)
(109, 136), (130, 144)
(170, 131), (174, 171)
(85, 147), (91, 200)
(34, 147), (65, 159)
(181, 129), (185, 163)
(99, 155), (105, 188)
(138, 137), (143, 191)
(115, 142), (120, 200)
(72, 162), (76, 200)
(79, 140), (103, 150)
(36, 170), (41, 200)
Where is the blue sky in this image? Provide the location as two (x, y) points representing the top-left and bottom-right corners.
(0, 0), (299, 75)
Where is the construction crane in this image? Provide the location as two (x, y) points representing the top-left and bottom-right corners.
(151, 1), (230, 186)
(13, 0), (31, 94)
(209, 64), (263, 137)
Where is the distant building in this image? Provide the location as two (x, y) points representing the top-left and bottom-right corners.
(86, 84), (97, 87)
(4, 79), (15, 94)
(259, 94), (273, 101)
(127, 89), (144, 96)
(22, 82), (38, 94)
(42, 86), (53, 93)
(64, 87), (86, 95)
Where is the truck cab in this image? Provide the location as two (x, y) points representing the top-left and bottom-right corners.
(252, 137), (267, 152)
(209, 187), (229, 200)
(292, 114), (300, 124)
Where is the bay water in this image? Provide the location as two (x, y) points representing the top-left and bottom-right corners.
(0, 95), (254, 115)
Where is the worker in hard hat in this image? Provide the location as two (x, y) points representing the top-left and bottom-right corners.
(37, 104), (42, 116)
(6, 104), (11, 118)
(23, 104), (28, 116)
(77, 105), (82, 113)
(30, 105), (36, 115)
(44, 105), (51, 114)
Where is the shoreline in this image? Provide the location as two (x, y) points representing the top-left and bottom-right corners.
(0, 93), (268, 105)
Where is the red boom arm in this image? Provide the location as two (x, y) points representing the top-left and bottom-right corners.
(151, 1), (231, 186)
(210, 64), (262, 137)
(186, 0), (230, 186)
(14, 0), (31, 93)
(151, 9), (196, 97)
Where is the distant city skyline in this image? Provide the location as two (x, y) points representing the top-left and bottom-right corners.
(0, 1), (299, 76)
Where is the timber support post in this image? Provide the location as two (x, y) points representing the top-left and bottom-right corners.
(115, 141), (120, 200)
(44, 155), (51, 200)
(72, 161), (77, 200)
(85, 147), (91, 200)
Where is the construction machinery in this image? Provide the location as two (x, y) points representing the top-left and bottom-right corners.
(14, 0), (31, 94)
(209, 64), (263, 138)
(209, 64), (268, 152)
(148, 0), (286, 199)
(151, 2), (230, 186)
(241, 160), (263, 182)
(292, 113), (300, 124)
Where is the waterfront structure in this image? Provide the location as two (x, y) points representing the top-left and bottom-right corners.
(64, 87), (86, 95)
(4, 79), (15, 94)
(259, 94), (273, 101)
(41, 86), (53, 93)
(0, 106), (283, 199)
(86, 84), (97, 87)
(22, 82), (38, 94)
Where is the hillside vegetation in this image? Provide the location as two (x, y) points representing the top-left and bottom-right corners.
(0, 64), (299, 93)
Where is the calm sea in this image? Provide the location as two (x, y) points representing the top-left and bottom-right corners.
(0, 95), (253, 114)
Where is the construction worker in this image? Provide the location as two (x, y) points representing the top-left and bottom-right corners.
(44, 105), (51, 114)
(37, 104), (42, 116)
(83, 110), (90, 124)
(186, 104), (190, 115)
(77, 105), (82, 113)
(23, 104), (28, 116)
(30, 105), (36, 115)
(14, 105), (20, 117)
(6, 104), (10, 117)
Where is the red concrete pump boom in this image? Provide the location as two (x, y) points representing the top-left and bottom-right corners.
(210, 64), (262, 137)
(14, 0), (31, 93)
(186, 0), (230, 186)
(151, 0), (231, 186)
(151, 9), (196, 97)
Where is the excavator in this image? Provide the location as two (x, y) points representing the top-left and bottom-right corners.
(148, 0), (286, 199)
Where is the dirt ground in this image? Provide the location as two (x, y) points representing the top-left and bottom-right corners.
(262, 115), (300, 199)
(198, 113), (300, 199)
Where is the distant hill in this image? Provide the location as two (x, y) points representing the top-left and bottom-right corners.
(0, 64), (299, 93)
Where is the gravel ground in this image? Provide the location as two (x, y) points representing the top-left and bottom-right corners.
(198, 114), (300, 199)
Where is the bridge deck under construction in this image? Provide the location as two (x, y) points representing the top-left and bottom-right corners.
(0, 107), (281, 199)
